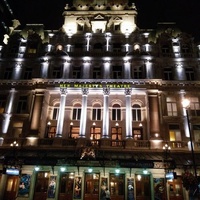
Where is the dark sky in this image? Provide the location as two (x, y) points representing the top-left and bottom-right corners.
(3, 0), (200, 41)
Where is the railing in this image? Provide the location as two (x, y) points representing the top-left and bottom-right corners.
(1, 138), (199, 152)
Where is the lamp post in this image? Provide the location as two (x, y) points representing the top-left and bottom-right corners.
(45, 121), (51, 138)
(163, 143), (171, 200)
(92, 122), (96, 139)
(182, 99), (198, 180)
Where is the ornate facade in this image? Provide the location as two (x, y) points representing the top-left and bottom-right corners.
(0, 0), (200, 200)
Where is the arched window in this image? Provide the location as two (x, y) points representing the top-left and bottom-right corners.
(132, 104), (141, 121)
(72, 103), (81, 120)
(112, 104), (121, 121)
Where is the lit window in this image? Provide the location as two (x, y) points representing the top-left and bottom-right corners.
(0, 95), (7, 113)
(132, 104), (141, 121)
(12, 122), (23, 137)
(166, 97), (177, 116)
(190, 97), (200, 116)
(169, 124), (181, 141)
(193, 125), (200, 142)
(112, 104), (121, 121)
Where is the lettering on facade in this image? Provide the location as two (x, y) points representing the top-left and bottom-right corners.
(59, 83), (131, 88)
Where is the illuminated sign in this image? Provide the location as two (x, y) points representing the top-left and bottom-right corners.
(60, 83), (131, 88)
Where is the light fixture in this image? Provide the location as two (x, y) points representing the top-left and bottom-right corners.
(88, 168), (93, 173)
(34, 166), (40, 171)
(115, 168), (120, 174)
(10, 141), (18, 147)
(60, 167), (66, 172)
(143, 169), (148, 174)
(137, 174), (142, 181)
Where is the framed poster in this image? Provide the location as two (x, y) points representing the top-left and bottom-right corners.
(74, 177), (82, 199)
(154, 178), (165, 200)
(18, 174), (31, 197)
(127, 178), (134, 200)
(47, 175), (56, 198)
(100, 177), (108, 200)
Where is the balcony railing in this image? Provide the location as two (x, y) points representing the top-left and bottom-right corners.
(0, 137), (199, 152)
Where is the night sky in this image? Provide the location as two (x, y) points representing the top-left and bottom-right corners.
(3, 0), (200, 41)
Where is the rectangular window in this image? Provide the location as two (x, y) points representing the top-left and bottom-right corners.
(133, 66), (142, 79)
(4, 68), (13, 79)
(164, 68), (173, 80)
(112, 109), (121, 121)
(166, 97), (177, 116)
(0, 95), (7, 113)
(72, 67), (81, 78)
(93, 67), (101, 79)
(193, 125), (200, 142)
(112, 66), (122, 79)
(111, 126), (122, 146)
(133, 128), (143, 140)
(169, 124), (181, 141)
(53, 66), (62, 78)
(72, 108), (81, 120)
(24, 67), (32, 79)
(185, 68), (194, 81)
(52, 108), (59, 120)
(92, 108), (101, 121)
(71, 126), (79, 139)
(190, 97), (200, 116)
(16, 96), (27, 114)
(12, 122), (23, 137)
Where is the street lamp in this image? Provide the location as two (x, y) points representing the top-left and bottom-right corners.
(182, 99), (198, 179)
(69, 122), (73, 138)
(45, 121), (51, 138)
(92, 122), (96, 139)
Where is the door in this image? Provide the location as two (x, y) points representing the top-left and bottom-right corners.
(168, 178), (183, 200)
(33, 171), (49, 200)
(110, 173), (125, 200)
(59, 172), (74, 200)
(4, 175), (19, 200)
(135, 174), (151, 200)
(84, 173), (100, 200)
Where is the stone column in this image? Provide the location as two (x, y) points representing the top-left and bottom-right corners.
(82, 60), (91, 79)
(2, 88), (16, 134)
(124, 59), (131, 79)
(145, 59), (153, 79)
(56, 87), (67, 137)
(12, 62), (22, 80)
(62, 59), (71, 79)
(41, 59), (49, 78)
(79, 88), (89, 137)
(125, 88), (132, 138)
(102, 87), (110, 138)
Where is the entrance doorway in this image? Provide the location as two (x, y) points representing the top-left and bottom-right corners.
(3, 175), (19, 200)
(84, 173), (100, 200)
(135, 174), (151, 200)
(168, 178), (183, 200)
(110, 173), (125, 200)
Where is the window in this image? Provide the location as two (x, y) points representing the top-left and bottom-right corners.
(72, 104), (81, 120)
(92, 104), (101, 120)
(190, 97), (200, 116)
(133, 66), (142, 79)
(169, 124), (181, 141)
(112, 104), (121, 121)
(0, 95), (7, 113)
(52, 66), (62, 78)
(24, 67), (32, 79)
(132, 104), (141, 121)
(52, 108), (59, 120)
(162, 45), (170, 53)
(113, 43), (122, 52)
(181, 44), (190, 54)
(12, 122), (23, 137)
(72, 66), (81, 78)
(4, 68), (13, 79)
(133, 128), (143, 140)
(111, 125), (122, 146)
(71, 126), (80, 139)
(16, 96), (27, 113)
(93, 67), (101, 79)
(164, 68), (173, 80)
(166, 97), (177, 116)
(185, 68), (194, 81)
(110, 174), (125, 196)
(193, 125), (200, 142)
(112, 66), (122, 79)
(60, 173), (74, 195)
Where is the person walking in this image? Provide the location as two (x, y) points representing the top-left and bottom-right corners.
(105, 187), (111, 200)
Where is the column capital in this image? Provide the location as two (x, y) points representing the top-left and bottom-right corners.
(124, 88), (132, 96)
(103, 87), (110, 95)
(82, 88), (89, 95)
(60, 87), (67, 95)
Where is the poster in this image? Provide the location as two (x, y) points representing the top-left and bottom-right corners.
(154, 178), (165, 200)
(18, 174), (31, 197)
(74, 177), (82, 199)
(127, 178), (134, 200)
(47, 175), (56, 198)
(100, 177), (108, 200)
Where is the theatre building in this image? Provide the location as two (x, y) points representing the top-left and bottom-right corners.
(0, 0), (200, 200)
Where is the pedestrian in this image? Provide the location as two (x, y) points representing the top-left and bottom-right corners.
(105, 187), (111, 200)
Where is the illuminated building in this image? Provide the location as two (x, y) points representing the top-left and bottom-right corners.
(0, 0), (199, 200)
